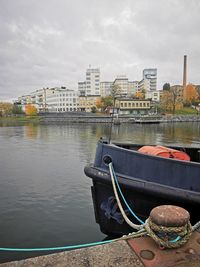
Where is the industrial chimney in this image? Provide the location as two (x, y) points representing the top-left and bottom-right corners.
(183, 55), (187, 89)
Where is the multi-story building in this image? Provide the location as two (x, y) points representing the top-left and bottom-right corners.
(78, 95), (101, 112)
(116, 98), (151, 115)
(128, 81), (139, 97)
(78, 81), (86, 96)
(113, 75), (128, 96)
(138, 68), (157, 93)
(100, 81), (113, 97)
(46, 88), (79, 112)
(78, 67), (100, 96)
(145, 90), (160, 102)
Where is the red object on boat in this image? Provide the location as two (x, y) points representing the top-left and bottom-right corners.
(138, 145), (190, 161)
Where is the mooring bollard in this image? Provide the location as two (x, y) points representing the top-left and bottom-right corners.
(145, 205), (192, 249)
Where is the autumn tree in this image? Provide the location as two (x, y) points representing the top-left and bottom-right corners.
(135, 90), (145, 99)
(95, 98), (103, 111)
(0, 102), (13, 116)
(160, 86), (183, 114)
(25, 104), (37, 116)
(183, 84), (198, 105)
(196, 85), (200, 101)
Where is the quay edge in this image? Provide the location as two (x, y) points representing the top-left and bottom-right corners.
(1, 228), (200, 267)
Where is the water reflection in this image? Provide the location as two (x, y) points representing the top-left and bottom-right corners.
(0, 122), (199, 263)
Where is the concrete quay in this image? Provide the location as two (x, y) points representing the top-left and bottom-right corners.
(1, 228), (200, 267)
(39, 113), (200, 124)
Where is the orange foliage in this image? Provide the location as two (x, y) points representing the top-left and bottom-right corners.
(25, 104), (37, 115)
(95, 98), (102, 109)
(135, 91), (144, 99)
(184, 84), (198, 102)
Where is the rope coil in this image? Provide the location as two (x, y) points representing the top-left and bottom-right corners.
(145, 218), (192, 249)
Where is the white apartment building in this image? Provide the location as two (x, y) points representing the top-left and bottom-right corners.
(78, 67), (100, 96)
(100, 81), (113, 97)
(46, 88), (79, 112)
(78, 81), (86, 96)
(18, 89), (47, 112)
(113, 75), (129, 96)
(145, 90), (160, 102)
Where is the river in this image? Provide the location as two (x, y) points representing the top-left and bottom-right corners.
(0, 122), (199, 263)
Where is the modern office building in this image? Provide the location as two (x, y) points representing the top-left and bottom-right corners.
(113, 75), (129, 96)
(78, 67), (100, 96)
(100, 81), (113, 97)
(46, 88), (79, 112)
(139, 68), (157, 92)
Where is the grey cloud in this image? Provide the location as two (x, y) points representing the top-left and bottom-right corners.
(0, 0), (200, 100)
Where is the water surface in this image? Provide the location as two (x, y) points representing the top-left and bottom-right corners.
(0, 122), (199, 263)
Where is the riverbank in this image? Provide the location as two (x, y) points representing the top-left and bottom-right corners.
(0, 116), (41, 123)
(1, 227), (200, 266)
(40, 114), (200, 124)
(1, 114), (200, 125)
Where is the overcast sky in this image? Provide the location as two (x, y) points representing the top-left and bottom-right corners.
(0, 0), (200, 101)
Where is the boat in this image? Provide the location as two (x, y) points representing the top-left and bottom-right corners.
(84, 139), (200, 236)
(134, 115), (163, 124)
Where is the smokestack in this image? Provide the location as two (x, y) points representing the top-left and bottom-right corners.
(183, 55), (187, 89)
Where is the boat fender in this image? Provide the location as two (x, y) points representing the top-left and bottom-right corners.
(138, 145), (190, 161)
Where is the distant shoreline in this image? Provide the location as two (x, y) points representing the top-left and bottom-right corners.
(1, 114), (200, 124)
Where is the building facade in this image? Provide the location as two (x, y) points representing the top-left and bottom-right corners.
(78, 95), (101, 112)
(116, 98), (151, 115)
(138, 68), (157, 93)
(46, 88), (79, 112)
(113, 75), (129, 96)
(100, 81), (113, 97)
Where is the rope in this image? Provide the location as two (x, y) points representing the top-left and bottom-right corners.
(0, 229), (148, 252)
(110, 163), (144, 224)
(144, 218), (192, 249)
(108, 163), (143, 231)
(0, 162), (199, 252)
(109, 162), (199, 249)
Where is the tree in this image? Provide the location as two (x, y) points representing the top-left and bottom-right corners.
(163, 83), (170, 91)
(12, 104), (24, 114)
(110, 84), (121, 99)
(0, 102), (13, 116)
(160, 86), (183, 114)
(135, 90), (145, 99)
(25, 104), (37, 115)
(91, 106), (97, 113)
(101, 96), (113, 111)
(170, 86), (182, 114)
(95, 98), (103, 111)
(183, 84), (198, 105)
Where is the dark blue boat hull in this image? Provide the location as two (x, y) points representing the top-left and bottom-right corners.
(84, 140), (200, 236)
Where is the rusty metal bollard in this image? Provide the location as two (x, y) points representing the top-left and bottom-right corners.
(145, 205), (192, 249)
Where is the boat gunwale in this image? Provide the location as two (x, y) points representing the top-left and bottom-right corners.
(103, 142), (200, 166)
(84, 164), (200, 204)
